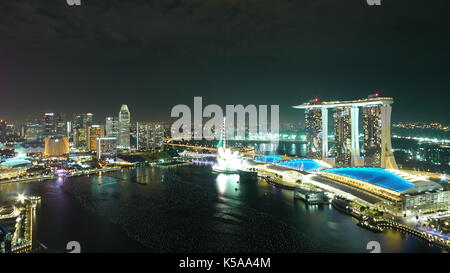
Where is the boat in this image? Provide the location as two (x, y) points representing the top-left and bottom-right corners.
(294, 187), (327, 204)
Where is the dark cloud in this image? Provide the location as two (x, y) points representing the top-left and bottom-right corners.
(0, 0), (449, 123)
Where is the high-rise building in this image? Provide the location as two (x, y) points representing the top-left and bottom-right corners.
(333, 107), (352, 166)
(363, 106), (382, 166)
(42, 112), (66, 138)
(56, 113), (67, 136)
(118, 105), (131, 149)
(97, 137), (117, 159)
(0, 120), (7, 141)
(73, 128), (88, 150)
(294, 94), (397, 169)
(363, 103), (397, 169)
(137, 122), (165, 150)
(88, 125), (104, 151)
(43, 112), (57, 138)
(105, 116), (119, 138)
(72, 113), (93, 130)
(25, 120), (44, 142)
(72, 113), (94, 150)
(304, 108), (324, 159)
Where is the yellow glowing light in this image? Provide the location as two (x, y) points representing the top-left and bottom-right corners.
(17, 193), (26, 203)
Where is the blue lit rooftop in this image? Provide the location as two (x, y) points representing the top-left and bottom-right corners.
(254, 155), (283, 164)
(277, 159), (326, 171)
(323, 167), (415, 192)
(0, 156), (34, 167)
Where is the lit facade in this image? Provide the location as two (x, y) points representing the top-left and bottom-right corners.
(105, 116), (119, 138)
(294, 95), (397, 168)
(118, 105), (131, 149)
(363, 105), (382, 166)
(96, 137), (117, 159)
(0, 120), (6, 141)
(88, 125), (104, 151)
(44, 136), (69, 156)
(43, 112), (66, 138)
(333, 107), (352, 166)
(72, 113), (94, 150)
(137, 122), (165, 150)
(305, 108), (324, 159)
(73, 128), (88, 150)
(25, 120), (44, 141)
(72, 113), (93, 130)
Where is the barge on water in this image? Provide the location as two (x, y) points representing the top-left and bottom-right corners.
(294, 187), (327, 204)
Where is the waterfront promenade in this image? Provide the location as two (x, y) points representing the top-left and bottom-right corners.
(0, 166), (122, 185)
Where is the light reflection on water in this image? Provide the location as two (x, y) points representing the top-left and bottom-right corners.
(0, 165), (445, 253)
(216, 174), (240, 195)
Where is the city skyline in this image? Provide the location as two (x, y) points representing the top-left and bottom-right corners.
(1, 0), (449, 256)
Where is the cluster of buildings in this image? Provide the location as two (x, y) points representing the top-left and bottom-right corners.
(294, 94), (397, 169)
(0, 105), (168, 161)
(393, 122), (450, 132)
(238, 94), (450, 217)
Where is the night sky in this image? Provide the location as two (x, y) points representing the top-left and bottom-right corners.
(0, 0), (449, 124)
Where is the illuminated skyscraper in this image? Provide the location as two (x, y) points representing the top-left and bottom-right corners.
(72, 113), (93, 130)
(97, 137), (117, 159)
(294, 94), (397, 169)
(333, 107), (352, 166)
(305, 106), (327, 159)
(43, 112), (65, 138)
(137, 122), (165, 150)
(72, 113), (94, 150)
(88, 125), (104, 151)
(73, 128), (88, 150)
(363, 102), (397, 169)
(0, 120), (7, 141)
(105, 116), (119, 138)
(25, 120), (44, 141)
(118, 104), (131, 149)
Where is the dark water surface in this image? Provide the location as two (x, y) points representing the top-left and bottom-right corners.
(0, 165), (443, 253)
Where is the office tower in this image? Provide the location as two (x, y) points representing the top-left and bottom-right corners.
(43, 112), (57, 138)
(25, 120), (44, 142)
(72, 113), (93, 150)
(0, 120), (6, 141)
(105, 116), (119, 138)
(72, 113), (93, 130)
(72, 114), (84, 130)
(73, 128), (88, 150)
(118, 105), (131, 149)
(137, 122), (165, 150)
(42, 112), (66, 138)
(97, 137), (117, 159)
(88, 125), (104, 151)
(66, 121), (72, 138)
(56, 113), (67, 136)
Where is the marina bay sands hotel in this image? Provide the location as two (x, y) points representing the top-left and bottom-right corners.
(294, 94), (398, 169)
